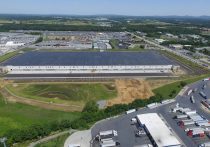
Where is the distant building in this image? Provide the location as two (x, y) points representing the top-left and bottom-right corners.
(5, 41), (25, 47)
(165, 33), (178, 39)
(155, 39), (166, 44)
(169, 44), (183, 50)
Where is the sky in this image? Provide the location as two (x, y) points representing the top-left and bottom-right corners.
(0, 0), (209, 16)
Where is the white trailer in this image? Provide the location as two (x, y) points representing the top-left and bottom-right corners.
(185, 110), (196, 115)
(188, 89), (193, 96)
(196, 122), (210, 127)
(161, 99), (175, 104)
(185, 127), (203, 132)
(68, 144), (80, 147)
(147, 103), (159, 109)
(180, 119), (195, 126)
(126, 109), (136, 114)
(190, 96), (195, 103)
(176, 115), (188, 119)
(100, 140), (117, 147)
(99, 130), (118, 137)
(203, 78), (210, 81)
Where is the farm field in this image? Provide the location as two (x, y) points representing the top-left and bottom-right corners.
(0, 93), (81, 136)
(5, 83), (117, 107)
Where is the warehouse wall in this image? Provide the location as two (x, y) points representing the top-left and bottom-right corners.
(5, 65), (173, 74)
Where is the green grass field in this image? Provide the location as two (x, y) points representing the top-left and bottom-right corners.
(0, 48), (35, 63)
(161, 50), (206, 71)
(153, 74), (210, 98)
(0, 93), (81, 136)
(6, 83), (117, 106)
(0, 51), (19, 63)
(34, 134), (69, 147)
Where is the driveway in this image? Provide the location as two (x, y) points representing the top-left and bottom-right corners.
(64, 130), (91, 147)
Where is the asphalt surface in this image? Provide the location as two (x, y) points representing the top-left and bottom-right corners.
(3, 73), (174, 80)
(91, 79), (210, 147)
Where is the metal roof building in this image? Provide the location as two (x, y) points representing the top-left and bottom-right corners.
(1, 51), (174, 66)
(0, 51), (178, 76)
(136, 113), (181, 147)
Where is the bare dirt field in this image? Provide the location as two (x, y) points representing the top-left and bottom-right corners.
(107, 79), (154, 106)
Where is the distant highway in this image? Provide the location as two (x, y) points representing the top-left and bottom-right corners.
(131, 33), (210, 70)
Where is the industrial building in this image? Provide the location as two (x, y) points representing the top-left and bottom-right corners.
(136, 113), (182, 147)
(0, 51), (178, 75)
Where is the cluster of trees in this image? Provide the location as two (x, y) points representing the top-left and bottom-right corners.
(4, 119), (72, 146)
(161, 39), (208, 47)
(35, 37), (43, 43)
(200, 49), (210, 56)
(0, 23), (201, 35)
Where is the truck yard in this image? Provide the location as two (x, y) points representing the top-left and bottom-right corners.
(91, 78), (210, 147)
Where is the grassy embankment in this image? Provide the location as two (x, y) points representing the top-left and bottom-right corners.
(153, 74), (210, 98)
(6, 83), (117, 107)
(0, 48), (35, 63)
(161, 50), (208, 72)
(0, 51), (19, 63)
(0, 93), (81, 137)
(34, 134), (69, 147)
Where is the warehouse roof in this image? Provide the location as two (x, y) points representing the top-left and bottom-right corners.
(137, 113), (181, 147)
(2, 51), (174, 66)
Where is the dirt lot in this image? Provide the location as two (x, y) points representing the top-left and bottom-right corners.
(107, 79), (154, 106)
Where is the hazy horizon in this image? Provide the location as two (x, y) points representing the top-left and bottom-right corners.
(0, 0), (210, 16)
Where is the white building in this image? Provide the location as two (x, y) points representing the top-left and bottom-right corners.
(5, 41), (25, 47)
(1, 51), (178, 75)
(137, 113), (182, 147)
(169, 44), (183, 50)
(3, 65), (174, 74)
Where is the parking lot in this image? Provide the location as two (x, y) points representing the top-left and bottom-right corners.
(91, 79), (210, 147)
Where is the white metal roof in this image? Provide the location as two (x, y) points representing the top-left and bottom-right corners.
(136, 113), (181, 147)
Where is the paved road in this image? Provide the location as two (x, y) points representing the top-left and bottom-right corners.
(131, 33), (210, 70)
(3, 73), (175, 80)
(64, 130), (91, 147)
(28, 130), (74, 147)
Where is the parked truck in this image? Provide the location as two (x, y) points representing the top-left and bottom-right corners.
(178, 120), (195, 127)
(190, 95), (195, 104)
(176, 115), (188, 119)
(202, 84), (207, 89)
(187, 89), (193, 96)
(100, 140), (120, 147)
(126, 109), (136, 114)
(199, 91), (207, 99)
(203, 78), (210, 81)
(187, 129), (205, 138)
(99, 130), (118, 137)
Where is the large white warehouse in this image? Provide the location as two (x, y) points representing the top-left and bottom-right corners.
(0, 51), (178, 75)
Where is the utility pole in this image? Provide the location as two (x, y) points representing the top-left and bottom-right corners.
(0, 137), (7, 147)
